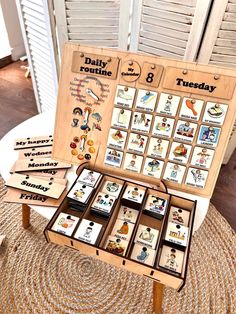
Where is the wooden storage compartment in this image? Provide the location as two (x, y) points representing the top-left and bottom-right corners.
(45, 167), (196, 290)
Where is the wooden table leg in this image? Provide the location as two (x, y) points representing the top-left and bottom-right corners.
(22, 204), (31, 229)
(153, 282), (164, 314)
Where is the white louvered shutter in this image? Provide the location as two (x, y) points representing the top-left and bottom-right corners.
(198, 0), (236, 163)
(130, 0), (212, 61)
(16, 0), (59, 112)
(54, 0), (131, 59)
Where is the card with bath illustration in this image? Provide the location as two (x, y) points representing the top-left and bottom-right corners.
(144, 194), (168, 218)
(77, 169), (102, 187)
(127, 133), (148, 154)
(152, 116), (175, 138)
(147, 137), (169, 159)
(67, 182), (94, 204)
(111, 218), (135, 241)
(111, 107), (132, 129)
(179, 97), (204, 121)
(190, 147), (214, 169)
(185, 167), (208, 189)
(159, 245), (185, 274)
(156, 93), (180, 116)
(168, 206), (190, 227)
(114, 85), (136, 108)
(104, 235), (129, 256)
(131, 112), (153, 133)
(202, 102), (228, 125)
(131, 243), (156, 266)
(165, 222), (189, 247)
(122, 184), (146, 204)
(123, 153), (143, 173)
(101, 180), (123, 198)
(107, 128), (128, 150)
(135, 89), (158, 112)
(163, 162), (186, 184)
(91, 192), (116, 214)
(197, 125), (221, 148)
(117, 206), (139, 223)
(174, 120), (198, 143)
(168, 142), (192, 164)
(74, 219), (103, 245)
(51, 213), (79, 236)
(134, 224), (159, 249)
(142, 157), (164, 179)
(104, 148), (123, 168)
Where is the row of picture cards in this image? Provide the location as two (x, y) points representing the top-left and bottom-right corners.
(51, 204), (190, 274)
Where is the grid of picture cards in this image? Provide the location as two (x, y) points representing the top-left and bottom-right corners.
(53, 44), (236, 198)
(47, 167), (196, 282)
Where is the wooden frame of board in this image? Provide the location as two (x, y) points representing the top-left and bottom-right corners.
(52, 43), (236, 198)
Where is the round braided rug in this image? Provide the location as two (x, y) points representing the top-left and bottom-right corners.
(0, 178), (235, 314)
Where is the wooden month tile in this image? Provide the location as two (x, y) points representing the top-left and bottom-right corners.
(6, 173), (66, 199)
(14, 157), (71, 172)
(18, 146), (52, 159)
(14, 135), (53, 150)
(52, 43), (236, 197)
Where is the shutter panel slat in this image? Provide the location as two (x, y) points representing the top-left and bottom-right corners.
(216, 38), (236, 48)
(157, 0), (197, 6)
(66, 2), (120, 9)
(67, 25), (119, 33)
(22, 7), (45, 21)
(26, 26), (49, 43)
(139, 30), (187, 48)
(226, 3), (236, 12)
(142, 23), (189, 40)
(21, 0), (44, 14)
(142, 6), (193, 24)
(139, 37), (185, 56)
(23, 13), (47, 29)
(25, 21), (47, 36)
(141, 15), (191, 33)
(66, 10), (119, 18)
(143, 0), (195, 15)
(68, 33), (118, 40)
(67, 18), (119, 26)
(213, 46), (236, 55)
(139, 44), (183, 59)
(221, 21), (236, 30)
(224, 12), (236, 21)
(69, 39), (118, 47)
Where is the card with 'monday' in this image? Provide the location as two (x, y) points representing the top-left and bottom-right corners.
(14, 157), (71, 172)
(6, 173), (66, 199)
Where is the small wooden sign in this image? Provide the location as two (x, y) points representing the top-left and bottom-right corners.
(4, 188), (68, 207)
(14, 135), (53, 150)
(162, 67), (236, 100)
(72, 51), (119, 80)
(18, 146), (52, 159)
(6, 173), (66, 199)
(120, 60), (141, 82)
(139, 62), (163, 88)
(14, 157), (71, 172)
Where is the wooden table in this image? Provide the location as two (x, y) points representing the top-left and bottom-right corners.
(0, 110), (210, 313)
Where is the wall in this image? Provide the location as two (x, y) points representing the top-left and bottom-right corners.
(0, 0), (25, 60)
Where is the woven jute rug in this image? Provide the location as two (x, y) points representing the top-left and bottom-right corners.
(0, 177), (235, 314)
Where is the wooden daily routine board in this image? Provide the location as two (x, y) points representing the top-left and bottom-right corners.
(53, 43), (236, 198)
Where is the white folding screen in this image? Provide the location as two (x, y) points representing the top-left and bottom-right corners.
(198, 0), (236, 163)
(54, 0), (131, 59)
(16, 0), (59, 112)
(130, 0), (212, 61)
